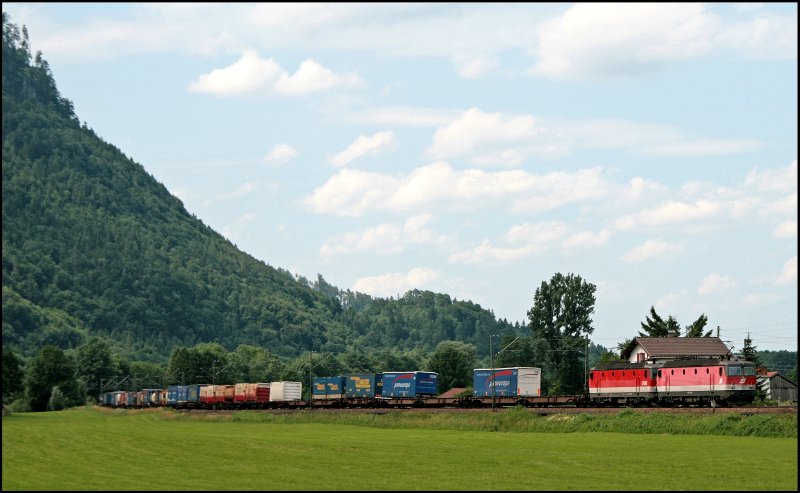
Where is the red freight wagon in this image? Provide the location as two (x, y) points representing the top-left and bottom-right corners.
(234, 383), (248, 403)
(223, 385), (235, 404)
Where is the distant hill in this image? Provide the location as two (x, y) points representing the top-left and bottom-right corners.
(1, 14), (520, 362)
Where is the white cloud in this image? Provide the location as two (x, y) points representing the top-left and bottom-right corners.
(221, 212), (258, 241)
(621, 239), (683, 263)
(263, 144), (297, 166)
(530, 3), (720, 78)
(202, 182), (259, 207)
(452, 54), (499, 79)
(274, 59), (362, 95)
(428, 107), (540, 160)
(697, 273), (738, 295)
(505, 221), (568, 244)
(509, 167), (609, 214)
(562, 228), (612, 249)
(739, 292), (784, 310)
(624, 176), (668, 201)
(353, 267), (441, 297)
(614, 199), (721, 230)
(189, 50), (282, 96)
(189, 51), (361, 96)
(14, 3), (795, 79)
(305, 162), (612, 217)
(773, 220), (797, 239)
(653, 290), (688, 314)
(320, 213), (448, 257)
(719, 11), (798, 60)
(775, 256), (797, 285)
(449, 240), (545, 264)
(643, 138), (762, 156)
(760, 192), (797, 217)
(450, 223), (611, 264)
(528, 3), (796, 79)
(304, 167), (399, 217)
(745, 160), (797, 193)
(330, 131), (396, 167)
(348, 106), (460, 127)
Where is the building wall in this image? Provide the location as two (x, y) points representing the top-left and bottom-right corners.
(628, 343), (647, 363)
(758, 375), (798, 403)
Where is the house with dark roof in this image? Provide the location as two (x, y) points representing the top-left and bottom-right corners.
(621, 337), (734, 363)
(757, 371), (798, 403)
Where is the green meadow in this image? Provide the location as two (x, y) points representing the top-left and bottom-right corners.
(2, 407), (797, 491)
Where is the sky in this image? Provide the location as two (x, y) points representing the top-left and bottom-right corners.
(4, 3), (797, 353)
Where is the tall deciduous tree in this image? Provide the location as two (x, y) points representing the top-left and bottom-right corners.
(527, 273), (595, 394)
(24, 345), (80, 411)
(2, 346), (24, 404)
(427, 340), (477, 391)
(76, 336), (116, 396)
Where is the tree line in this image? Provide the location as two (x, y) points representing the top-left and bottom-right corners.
(4, 271), (794, 412)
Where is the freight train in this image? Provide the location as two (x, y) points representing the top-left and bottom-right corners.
(99, 358), (757, 410)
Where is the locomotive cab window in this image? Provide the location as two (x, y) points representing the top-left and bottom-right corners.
(728, 366), (743, 376)
(743, 367), (756, 376)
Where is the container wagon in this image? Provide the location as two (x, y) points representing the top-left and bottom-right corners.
(270, 381), (303, 402)
(345, 373), (383, 399)
(313, 376), (347, 400)
(473, 367), (541, 398)
(381, 371), (438, 398)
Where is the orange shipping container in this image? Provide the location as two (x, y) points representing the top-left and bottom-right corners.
(223, 385), (235, 402)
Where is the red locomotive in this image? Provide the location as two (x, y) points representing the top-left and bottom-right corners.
(588, 358), (757, 407)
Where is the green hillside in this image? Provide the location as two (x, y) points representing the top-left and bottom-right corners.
(1, 14), (518, 363)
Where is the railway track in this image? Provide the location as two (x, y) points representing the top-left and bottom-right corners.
(181, 405), (797, 416)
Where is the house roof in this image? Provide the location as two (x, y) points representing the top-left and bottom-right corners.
(622, 337), (733, 360)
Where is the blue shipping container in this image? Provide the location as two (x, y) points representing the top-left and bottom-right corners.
(143, 388), (161, 406)
(345, 374), (384, 398)
(186, 384), (202, 404)
(167, 385), (179, 406)
(381, 372), (438, 398)
(313, 376), (347, 399)
(472, 367), (541, 397)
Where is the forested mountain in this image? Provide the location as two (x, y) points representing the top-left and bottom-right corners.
(1, 15), (519, 364)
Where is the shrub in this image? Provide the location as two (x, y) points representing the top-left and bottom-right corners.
(48, 387), (67, 411)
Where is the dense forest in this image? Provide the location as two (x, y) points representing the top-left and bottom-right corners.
(1, 14), (520, 365)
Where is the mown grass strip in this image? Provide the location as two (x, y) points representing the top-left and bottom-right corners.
(3, 407), (797, 491)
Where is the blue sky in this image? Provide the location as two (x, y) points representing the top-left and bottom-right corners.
(5, 3), (797, 352)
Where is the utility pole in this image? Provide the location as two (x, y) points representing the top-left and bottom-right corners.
(309, 350), (314, 408)
(490, 334), (496, 412)
(584, 335), (588, 394)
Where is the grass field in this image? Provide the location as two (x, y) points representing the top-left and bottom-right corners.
(2, 407), (797, 491)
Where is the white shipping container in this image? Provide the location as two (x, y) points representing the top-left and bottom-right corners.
(516, 367), (541, 396)
(269, 381), (303, 401)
